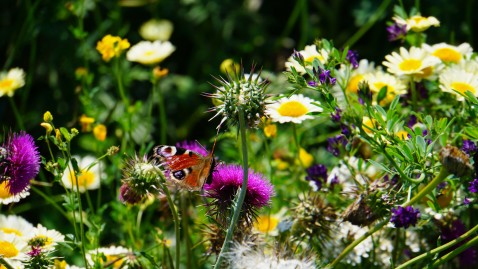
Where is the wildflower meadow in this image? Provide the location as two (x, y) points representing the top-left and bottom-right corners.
(2, 0), (478, 268)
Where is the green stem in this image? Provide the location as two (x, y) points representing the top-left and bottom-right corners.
(396, 223), (478, 269)
(181, 193), (193, 269)
(402, 167), (449, 207)
(431, 233), (478, 268)
(70, 158), (89, 268)
(292, 123), (302, 166)
(8, 97), (24, 130)
(410, 79), (417, 111)
(161, 182), (180, 269)
(214, 108), (249, 268)
(157, 88), (167, 144)
(30, 186), (69, 220)
(327, 167), (449, 267)
(115, 58), (129, 107)
(344, 0), (392, 48)
(0, 257), (15, 269)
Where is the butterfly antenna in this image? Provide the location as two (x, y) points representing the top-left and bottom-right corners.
(210, 123), (222, 155)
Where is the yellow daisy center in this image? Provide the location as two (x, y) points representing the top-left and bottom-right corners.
(144, 50), (155, 56)
(105, 255), (126, 268)
(0, 241), (18, 258)
(373, 82), (394, 93)
(254, 215), (279, 233)
(362, 117), (377, 134)
(411, 16), (426, 24)
(277, 101), (309, 117)
(305, 55), (324, 64)
(1, 228), (22, 237)
(451, 81), (476, 95)
(433, 48), (461, 63)
(0, 79), (14, 88)
(399, 59), (422, 72)
(0, 182), (12, 199)
(346, 74), (365, 93)
(69, 170), (95, 187)
(416, 66), (433, 79)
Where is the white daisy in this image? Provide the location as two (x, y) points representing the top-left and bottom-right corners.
(126, 40), (175, 65)
(383, 46), (441, 79)
(61, 156), (103, 192)
(27, 224), (65, 250)
(393, 15), (440, 32)
(0, 231), (29, 264)
(456, 58), (478, 74)
(266, 94), (322, 124)
(439, 66), (478, 101)
(0, 181), (30, 205)
(139, 19), (173, 41)
(367, 71), (407, 105)
(87, 245), (132, 269)
(423, 42), (473, 64)
(285, 44), (329, 75)
(0, 215), (34, 239)
(0, 68), (25, 97)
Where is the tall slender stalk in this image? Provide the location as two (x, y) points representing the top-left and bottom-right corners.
(214, 108), (249, 268)
(9, 97), (24, 130)
(160, 181), (181, 269)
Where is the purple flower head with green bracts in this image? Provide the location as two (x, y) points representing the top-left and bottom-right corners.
(1, 131), (40, 195)
(390, 206), (420, 229)
(204, 164), (273, 226)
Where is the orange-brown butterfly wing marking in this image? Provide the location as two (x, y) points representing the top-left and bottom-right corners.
(154, 145), (212, 191)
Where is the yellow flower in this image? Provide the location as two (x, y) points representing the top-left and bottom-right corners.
(396, 130), (410, 140)
(220, 59), (240, 74)
(43, 111), (53, 122)
(153, 66), (169, 79)
(362, 116), (377, 134)
(253, 214), (280, 236)
(93, 124), (107, 141)
(274, 158), (289, 170)
(0, 68), (25, 97)
(40, 122), (53, 135)
(297, 148), (313, 168)
(75, 67), (88, 79)
(263, 123), (277, 138)
(393, 15), (440, 32)
(96, 35), (130, 62)
(79, 114), (95, 132)
(55, 128), (62, 141)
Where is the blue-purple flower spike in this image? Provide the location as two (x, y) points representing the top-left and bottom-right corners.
(386, 23), (407, 42)
(390, 206), (420, 229)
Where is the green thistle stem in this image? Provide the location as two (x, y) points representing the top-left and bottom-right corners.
(431, 233), (478, 268)
(8, 97), (24, 130)
(0, 257), (15, 269)
(157, 87), (167, 145)
(214, 108), (249, 268)
(328, 167), (449, 267)
(396, 222), (478, 268)
(410, 78), (418, 111)
(160, 180), (181, 269)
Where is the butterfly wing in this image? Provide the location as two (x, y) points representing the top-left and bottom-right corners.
(154, 145), (213, 191)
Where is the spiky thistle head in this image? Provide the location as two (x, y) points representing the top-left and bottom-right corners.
(119, 155), (163, 204)
(291, 194), (336, 246)
(206, 65), (270, 129)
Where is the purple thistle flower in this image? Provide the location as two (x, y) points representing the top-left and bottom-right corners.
(346, 50), (359, 69)
(175, 140), (209, 157)
(386, 23), (407, 42)
(1, 131), (40, 195)
(462, 140), (477, 156)
(204, 164), (273, 225)
(469, 179), (478, 193)
(305, 164), (328, 191)
(390, 206), (420, 229)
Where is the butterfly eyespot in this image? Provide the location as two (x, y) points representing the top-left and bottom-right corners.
(173, 170), (186, 180)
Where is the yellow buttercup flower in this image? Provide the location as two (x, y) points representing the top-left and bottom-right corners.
(298, 148), (314, 168)
(96, 35), (130, 62)
(153, 66), (169, 79)
(263, 123), (277, 138)
(41, 122), (53, 134)
(93, 124), (107, 141)
(79, 114), (95, 132)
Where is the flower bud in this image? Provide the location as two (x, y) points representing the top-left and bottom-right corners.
(43, 111), (53, 122)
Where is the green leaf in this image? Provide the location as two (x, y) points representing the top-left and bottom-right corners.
(376, 86), (388, 105)
(415, 136), (427, 157)
(60, 127), (71, 142)
(71, 157), (81, 174)
(368, 159), (393, 174)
